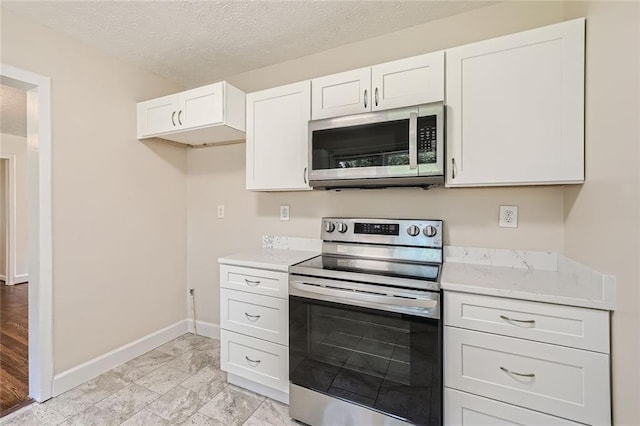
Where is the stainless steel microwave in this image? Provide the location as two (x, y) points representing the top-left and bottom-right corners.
(308, 103), (444, 189)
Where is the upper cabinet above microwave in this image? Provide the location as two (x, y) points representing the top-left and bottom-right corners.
(311, 52), (445, 120)
(137, 81), (246, 146)
(446, 18), (585, 187)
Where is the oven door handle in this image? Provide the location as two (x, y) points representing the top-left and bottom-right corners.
(290, 280), (438, 310)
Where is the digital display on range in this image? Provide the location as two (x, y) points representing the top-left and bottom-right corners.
(354, 223), (400, 236)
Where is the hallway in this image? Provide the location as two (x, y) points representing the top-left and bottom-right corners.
(0, 282), (30, 416)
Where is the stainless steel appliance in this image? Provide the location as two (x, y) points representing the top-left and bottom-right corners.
(289, 218), (443, 425)
(308, 103), (444, 189)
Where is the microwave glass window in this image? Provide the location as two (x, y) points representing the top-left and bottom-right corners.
(312, 116), (438, 170)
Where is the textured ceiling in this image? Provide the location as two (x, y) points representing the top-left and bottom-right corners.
(0, 84), (27, 137)
(2, 0), (494, 88)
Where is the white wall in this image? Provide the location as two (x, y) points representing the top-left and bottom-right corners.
(561, 2), (640, 425)
(1, 11), (188, 373)
(0, 133), (28, 283)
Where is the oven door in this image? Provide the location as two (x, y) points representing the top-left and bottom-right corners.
(309, 103), (444, 185)
(289, 278), (442, 425)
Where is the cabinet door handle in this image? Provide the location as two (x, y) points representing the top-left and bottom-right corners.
(303, 167), (308, 184)
(451, 157), (457, 179)
(500, 315), (536, 325)
(171, 111), (177, 127)
(364, 89), (368, 109)
(244, 279), (261, 286)
(374, 87), (379, 106)
(500, 366), (535, 378)
(245, 356), (261, 366)
(245, 313), (261, 321)
(177, 110), (183, 126)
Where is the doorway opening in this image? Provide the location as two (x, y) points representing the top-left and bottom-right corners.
(0, 82), (31, 415)
(0, 64), (53, 416)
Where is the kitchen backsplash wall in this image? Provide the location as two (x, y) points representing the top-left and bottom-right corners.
(187, 143), (565, 325)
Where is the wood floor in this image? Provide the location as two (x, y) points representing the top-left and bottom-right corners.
(0, 282), (30, 417)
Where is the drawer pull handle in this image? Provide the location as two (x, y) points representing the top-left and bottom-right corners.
(500, 366), (535, 378)
(500, 315), (535, 325)
(245, 356), (261, 366)
(245, 279), (261, 286)
(245, 312), (261, 321)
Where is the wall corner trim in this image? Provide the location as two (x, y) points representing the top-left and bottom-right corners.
(52, 319), (189, 397)
(187, 319), (220, 340)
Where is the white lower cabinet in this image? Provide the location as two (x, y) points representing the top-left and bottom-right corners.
(445, 389), (581, 426)
(219, 264), (290, 401)
(220, 329), (289, 394)
(444, 291), (611, 426)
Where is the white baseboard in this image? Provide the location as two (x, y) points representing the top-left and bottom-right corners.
(0, 274), (5, 281)
(14, 273), (28, 283)
(187, 319), (220, 340)
(52, 319), (189, 396)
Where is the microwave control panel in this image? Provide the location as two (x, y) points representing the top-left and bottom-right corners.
(418, 117), (437, 163)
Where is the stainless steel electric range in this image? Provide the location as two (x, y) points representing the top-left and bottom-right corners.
(289, 217), (443, 426)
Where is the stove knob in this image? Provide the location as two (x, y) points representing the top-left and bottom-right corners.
(407, 225), (420, 236)
(337, 222), (348, 233)
(324, 221), (335, 233)
(423, 225), (438, 238)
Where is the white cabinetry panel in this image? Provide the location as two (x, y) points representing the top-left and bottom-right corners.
(371, 52), (444, 111)
(220, 330), (289, 393)
(444, 292), (609, 353)
(220, 288), (288, 345)
(246, 81), (311, 191)
(311, 68), (371, 119)
(219, 264), (289, 298)
(445, 327), (610, 425)
(446, 18), (585, 186)
(445, 389), (582, 426)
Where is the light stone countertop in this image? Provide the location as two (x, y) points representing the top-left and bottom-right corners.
(440, 261), (616, 311)
(218, 248), (319, 272)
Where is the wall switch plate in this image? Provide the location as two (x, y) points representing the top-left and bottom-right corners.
(280, 205), (290, 221)
(499, 205), (518, 228)
(216, 205), (225, 219)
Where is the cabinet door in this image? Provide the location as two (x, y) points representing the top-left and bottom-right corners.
(178, 82), (224, 129)
(311, 68), (371, 119)
(446, 18), (585, 187)
(136, 94), (178, 138)
(444, 389), (582, 426)
(246, 81), (311, 191)
(371, 52), (444, 111)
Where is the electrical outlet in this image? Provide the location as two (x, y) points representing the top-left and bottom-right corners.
(280, 205), (290, 221)
(216, 205), (225, 219)
(499, 205), (518, 228)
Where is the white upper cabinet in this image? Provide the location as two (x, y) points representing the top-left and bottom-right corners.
(137, 81), (246, 146)
(311, 68), (371, 119)
(311, 51), (445, 120)
(446, 18), (585, 187)
(246, 81), (312, 191)
(371, 52), (445, 111)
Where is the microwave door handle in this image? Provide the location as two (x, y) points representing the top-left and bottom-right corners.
(409, 112), (418, 170)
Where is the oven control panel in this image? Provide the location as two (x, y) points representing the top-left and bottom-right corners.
(322, 217), (442, 248)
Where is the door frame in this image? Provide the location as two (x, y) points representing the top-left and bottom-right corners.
(1, 63), (53, 402)
(0, 155), (16, 286)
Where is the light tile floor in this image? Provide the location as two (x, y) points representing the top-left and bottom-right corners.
(0, 334), (298, 426)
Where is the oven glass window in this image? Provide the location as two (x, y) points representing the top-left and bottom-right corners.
(312, 116), (437, 171)
(290, 296), (441, 425)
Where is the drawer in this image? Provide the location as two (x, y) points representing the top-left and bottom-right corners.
(220, 288), (288, 345)
(220, 330), (289, 393)
(445, 327), (610, 425)
(220, 264), (289, 298)
(444, 388), (581, 426)
(444, 291), (609, 353)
